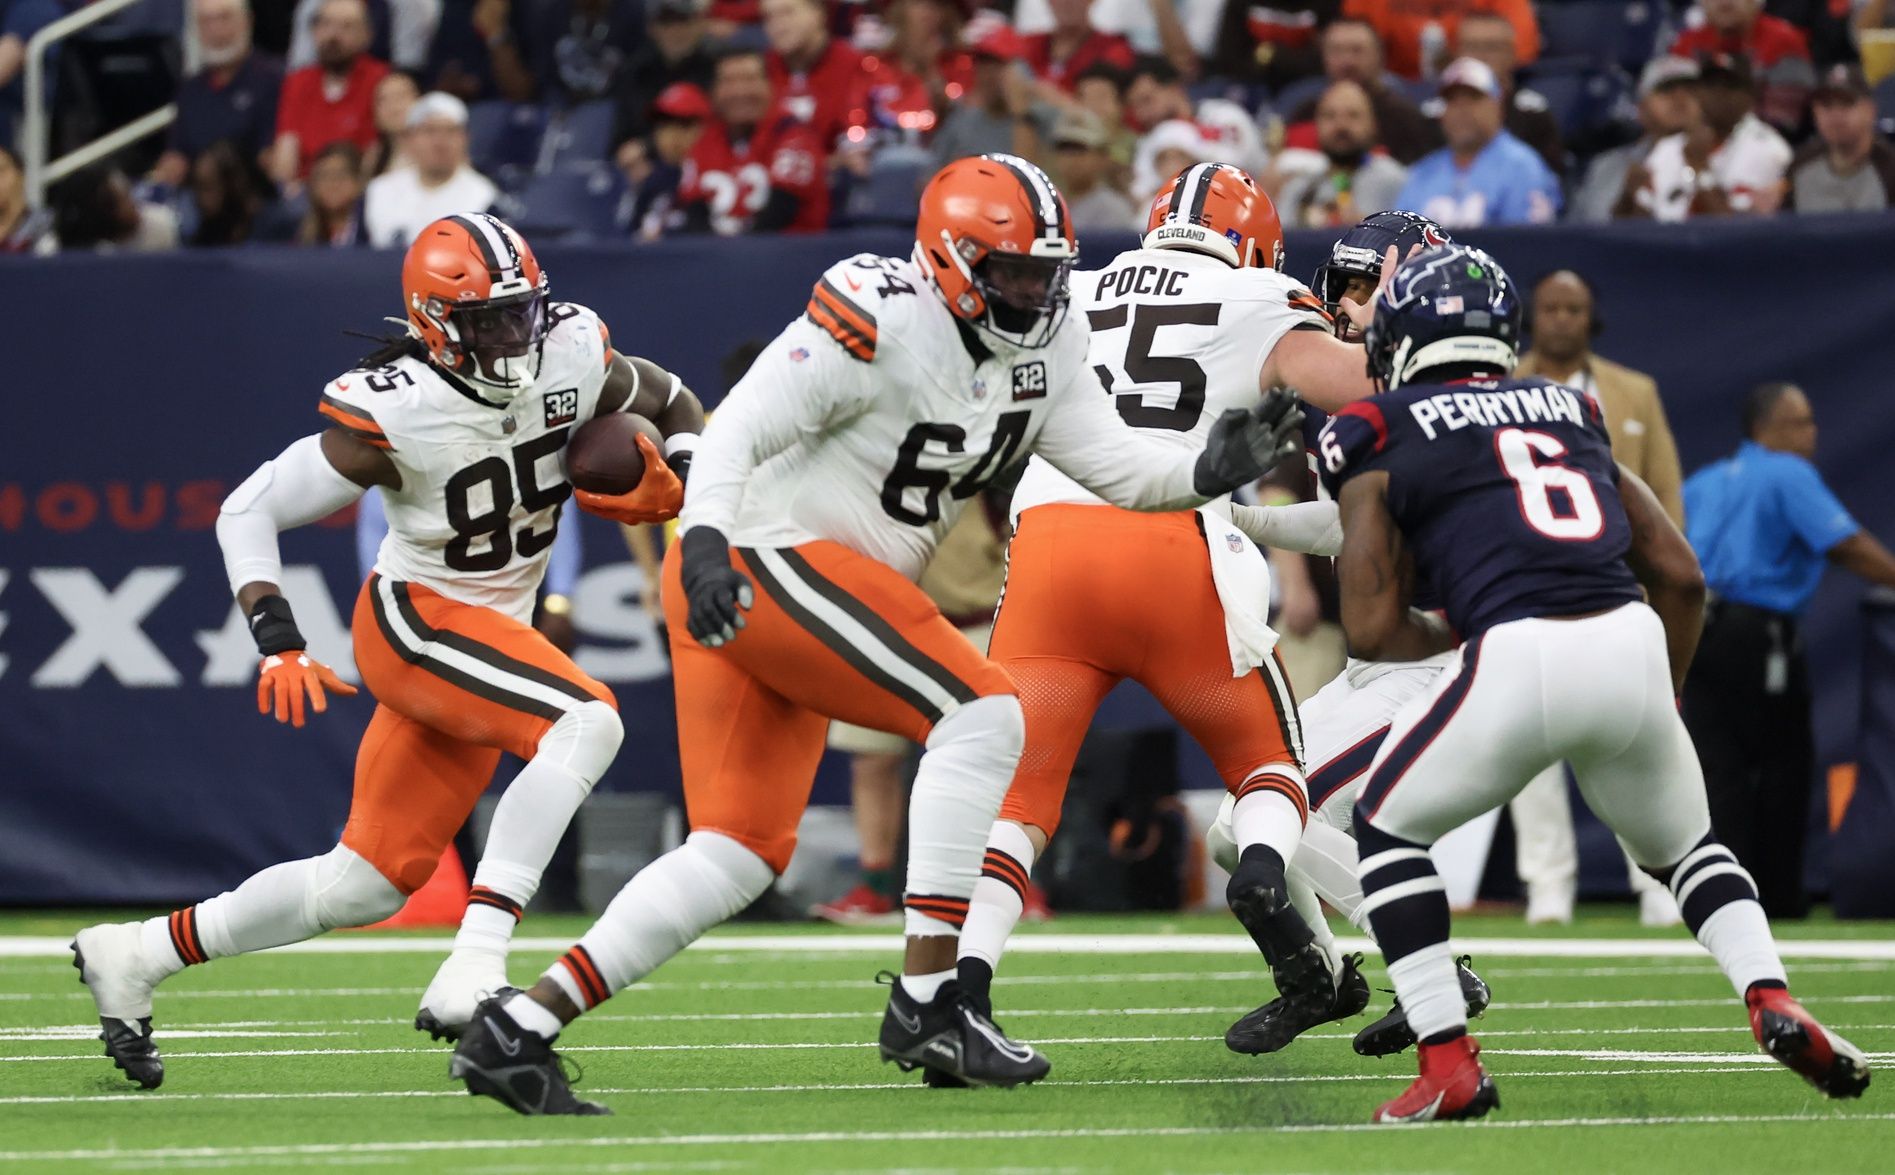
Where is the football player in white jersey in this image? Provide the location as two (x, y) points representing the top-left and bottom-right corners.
(447, 154), (1307, 1113)
(949, 164), (1409, 1049)
(71, 214), (704, 1089)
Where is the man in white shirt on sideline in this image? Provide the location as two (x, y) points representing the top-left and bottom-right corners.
(364, 91), (498, 247)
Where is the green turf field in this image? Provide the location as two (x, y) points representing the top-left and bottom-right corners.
(2, 909), (1890, 1173)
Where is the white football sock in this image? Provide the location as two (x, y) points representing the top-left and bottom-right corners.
(1230, 768), (1308, 862)
(501, 990), (567, 1041)
(1287, 874), (1343, 984)
(1386, 942), (1466, 1042)
(1291, 819), (1374, 938)
(459, 701), (620, 955)
(1698, 902), (1788, 998)
(957, 821), (1037, 972)
(902, 696), (1025, 937)
(900, 969), (953, 1003)
(547, 831), (772, 1009)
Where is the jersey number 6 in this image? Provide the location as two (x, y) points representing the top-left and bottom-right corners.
(443, 429), (571, 571)
(1496, 428), (1605, 542)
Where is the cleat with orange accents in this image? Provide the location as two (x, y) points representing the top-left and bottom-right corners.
(1372, 1034), (1499, 1124)
(1747, 984), (1871, 1099)
(811, 883), (899, 924)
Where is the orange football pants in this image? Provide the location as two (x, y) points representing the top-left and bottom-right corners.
(664, 539), (1014, 873)
(991, 504), (1305, 839)
(346, 574), (616, 892)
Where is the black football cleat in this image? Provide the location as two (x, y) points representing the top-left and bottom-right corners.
(878, 973), (1050, 1088)
(1227, 952), (1371, 1055)
(1226, 847), (1334, 1015)
(417, 985), (519, 1044)
(71, 928), (164, 1090)
(448, 995), (610, 1116)
(1354, 955), (1492, 1058)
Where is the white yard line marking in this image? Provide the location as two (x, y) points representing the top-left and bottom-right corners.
(0, 1065), (1828, 1107)
(5, 1113), (1891, 1162)
(0, 1028), (331, 1042)
(8, 933), (1895, 960)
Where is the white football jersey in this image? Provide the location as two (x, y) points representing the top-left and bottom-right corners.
(681, 253), (1204, 581)
(1012, 248), (1331, 515)
(319, 302), (615, 622)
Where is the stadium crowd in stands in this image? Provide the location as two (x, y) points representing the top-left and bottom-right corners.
(2, 0), (1894, 251)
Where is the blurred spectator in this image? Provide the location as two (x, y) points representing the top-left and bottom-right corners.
(1569, 55), (1701, 224)
(1283, 19), (1440, 165)
(1766, 0), (1855, 70)
(1021, 0), (1136, 94)
(763, 0), (863, 149)
(1450, 10), (1562, 176)
(0, 0), (63, 149)
(189, 140), (278, 246)
(1394, 56), (1558, 226)
(1129, 117), (1215, 203)
(1619, 54), (1789, 221)
(294, 140), (369, 243)
(363, 91), (498, 245)
(536, 0), (646, 104)
(426, 0), (541, 101)
(288, 0), (425, 70)
(151, 0), (286, 190)
(1207, 0), (1340, 91)
(1124, 56), (1267, 178)
(365, 69), (421, 176)
(845, 0), (973, 145)
(1787, 65), (1895, 212)
(271, 0), (392, 183)
(1669, 0), (1814, 136)
(49, 165), (181, 252)
(1072, 61), (1137, 177)
(1341, 0), (1538, 80)
(0, 142), (54, 254)
(625, 82), (709, 238)
(1048, 108), (1138, 228)
(1013, 0), (1205, 76)
(677, 47), (829, 234)
(931, 27), (1048, 167)
(612, 0), (718, 160)
(1274, 79), (1408, 227)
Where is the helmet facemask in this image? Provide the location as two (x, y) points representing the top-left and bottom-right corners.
(417, 279), (550, 395)
(967, 248), (1073, 350)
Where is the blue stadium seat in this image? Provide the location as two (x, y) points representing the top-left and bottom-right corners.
(1524, 62), (1637, 145)
(509, 165), (629, 240)
(1270, 75), (1328, 118)
(849, 145), (932, 227)
(544, 101), (618, 171)
(467, 102), (550, 177)
(1535, 0), (1669, 75)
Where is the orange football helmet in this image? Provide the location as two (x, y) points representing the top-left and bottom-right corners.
(913, 153), (1078, 349)
(1142, 162), (1284, 271)
(403, 213), (551, 392)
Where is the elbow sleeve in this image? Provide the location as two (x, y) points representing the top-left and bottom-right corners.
(218, 435), (363, 593)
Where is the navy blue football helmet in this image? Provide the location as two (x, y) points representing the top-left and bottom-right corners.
(1311, 211), (1452, 337)
(1364, 244), (1522, 390)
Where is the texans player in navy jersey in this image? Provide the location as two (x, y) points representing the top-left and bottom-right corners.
(1322, 245), (1870, 1123)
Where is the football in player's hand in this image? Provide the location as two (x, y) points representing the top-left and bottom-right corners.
(567, 413), (664, 494)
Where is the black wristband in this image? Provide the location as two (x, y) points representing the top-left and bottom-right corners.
(248, 593), (307, 656)
(666, 449), (693, 484)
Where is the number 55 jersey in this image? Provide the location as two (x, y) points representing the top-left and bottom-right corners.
(1318, 377), (1642, 639)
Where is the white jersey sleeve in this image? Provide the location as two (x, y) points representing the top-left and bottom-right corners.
(1028, 354), (1203, 513)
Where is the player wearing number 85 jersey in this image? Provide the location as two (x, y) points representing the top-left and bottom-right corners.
(1324, 244), (1868, 1122)
(447, 154), (1308, 1112)
(71, 214), (707, 1092)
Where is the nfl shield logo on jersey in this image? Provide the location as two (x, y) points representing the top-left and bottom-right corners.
(972, 376), (988, 400)
(1226, 532), (1244, 552)
(789, 346), (810, 363)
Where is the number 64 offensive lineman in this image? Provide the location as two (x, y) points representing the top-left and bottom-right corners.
(448, 154), (1307, 1113)
(72, 213), (705, 1088)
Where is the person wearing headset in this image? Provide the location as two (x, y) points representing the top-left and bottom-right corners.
(1509, 268), (1688, 927)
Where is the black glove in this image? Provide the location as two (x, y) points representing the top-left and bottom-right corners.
(1192, 388), (1306, 497)
(247, 594), (307, 656)
(679, 527), (754, 647)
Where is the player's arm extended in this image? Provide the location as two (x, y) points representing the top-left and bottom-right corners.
(1261, 327), (1375, 413)
(1618, 463), (1706, 694)
(1335, 472), (1454, 663)
(220, 430), (391, 725)
(1228, 500), (1343, 557)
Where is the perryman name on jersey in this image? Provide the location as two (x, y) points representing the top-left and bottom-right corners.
(1404, 381), (1591, 441)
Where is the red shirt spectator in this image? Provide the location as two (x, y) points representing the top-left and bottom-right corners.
(1021, 0), (1134, 92)
(1670, 0), (1815, 134)
(272, 0), (390, 181)
(763, 0), (864, 147)
(679, 49), (829, 233)
(1340, 0), (1538, 80)
(844, 0), (974, 141)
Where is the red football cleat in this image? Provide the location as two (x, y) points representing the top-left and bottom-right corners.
(811, 883), (898, 925)
(1020, 881), (1055, 923)
(1372, 1034), (1500, 1124)
(1747, 984), (1871, 1098)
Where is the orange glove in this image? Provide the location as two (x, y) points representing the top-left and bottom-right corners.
(574, 433), (685, 525)
(257, 652), (358, 728)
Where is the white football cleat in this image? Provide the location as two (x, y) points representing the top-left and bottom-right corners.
(415, 949), (511, 1042)
(1523, 885), (1574, 926)
(1639, 885), (1683, 927)
(72, 921), (165, 1088)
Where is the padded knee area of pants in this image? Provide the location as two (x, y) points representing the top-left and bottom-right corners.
(684, 830), (776, 914)
(1206, 791), (1238, 874)
(313, 845), (406, 929)
(927, 695), (1025, 769)
(537, 700), (624, 782)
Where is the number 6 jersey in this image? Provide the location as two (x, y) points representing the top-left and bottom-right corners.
(318, 302), (616, 622)
(1318, 377), (1642, 639)
(681, 253), (1208, 581)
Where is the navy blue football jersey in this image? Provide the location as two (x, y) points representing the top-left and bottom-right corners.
(1317, 377), (1642, 638)
(1302, 402), (1445, 615)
